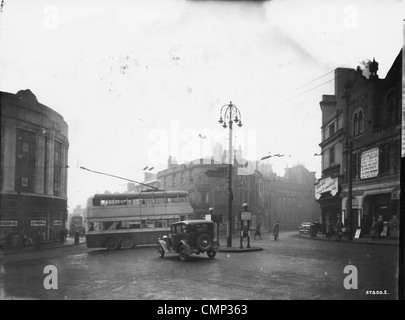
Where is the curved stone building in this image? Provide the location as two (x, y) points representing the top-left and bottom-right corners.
(0, 89), (69, 249)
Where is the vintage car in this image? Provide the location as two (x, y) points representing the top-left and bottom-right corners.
(299, 222), (312, 234)
(156, 220), (220, 261)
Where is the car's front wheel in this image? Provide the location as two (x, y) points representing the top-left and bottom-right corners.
(207, 250), (216, 259)
(157, 244), (165, 258)
(179, 245), (188, 261)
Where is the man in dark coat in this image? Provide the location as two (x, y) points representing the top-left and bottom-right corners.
(272, 221), (280, 241)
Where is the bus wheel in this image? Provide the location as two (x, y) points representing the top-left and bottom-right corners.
(105, 238), (119, 250)
(121, 237), (134, 249)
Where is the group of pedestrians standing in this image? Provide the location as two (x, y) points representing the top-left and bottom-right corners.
(253, 221), (280, 241)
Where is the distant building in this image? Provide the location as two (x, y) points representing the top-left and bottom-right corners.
(269, 165), (321, 230)
(316, 50), (401, 234)
(134, 143), (319, 233)
(0, 89), (69, 248)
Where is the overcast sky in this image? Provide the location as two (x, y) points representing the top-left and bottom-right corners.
(0, 0), (403, 210)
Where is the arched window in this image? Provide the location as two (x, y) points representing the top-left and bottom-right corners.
(353, 113), (358, 136)
(353, 108), (364, 136)
(358, 111), (363, 133)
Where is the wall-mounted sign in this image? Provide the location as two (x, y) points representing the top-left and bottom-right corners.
(53, 220), (63, 226)
(360, 147), (379, 179)
(31, 220), (46, 227)
(315, 177), (338, 199)
(0, 220), (18, 227)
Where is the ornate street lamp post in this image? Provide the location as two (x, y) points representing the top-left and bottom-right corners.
(218, 101), (243, 247)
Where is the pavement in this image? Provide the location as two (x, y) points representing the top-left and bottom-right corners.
(0, 236), (87, 256)
(299, 232), (400, 246)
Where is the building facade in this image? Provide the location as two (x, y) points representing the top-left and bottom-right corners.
(270, 165), (321, 230)
(316, 50), (401, 236)
(133, 150), (320, 233)
(0, 90), (69, 248)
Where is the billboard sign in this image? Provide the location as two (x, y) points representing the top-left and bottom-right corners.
(360, 147), (379, 179)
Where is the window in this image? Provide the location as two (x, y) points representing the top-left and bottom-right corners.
(44, 136), (49, 193)
(88, 222), (101, 231)
(353, 108), (364, 136)
(128, 221), (141, 229)
(200, 191), (209, 203)
(189, 171), (194, 183)
(353, 113), (358, 136)
(358, 111), (363, 133)
(387, 91), (400, 123)
(102, 221), (115, 230)
(394, 140), (400, 173)
(54, 141), (62, 196)
(15, 129), (37, 192)
(329, 147), (335, 166)
(329, 123), (335, 137)
(379, 145), (391, 175)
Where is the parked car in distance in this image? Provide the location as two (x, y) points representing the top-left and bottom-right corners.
(299, 222), (312, 234)
(156, 220), (219, 261)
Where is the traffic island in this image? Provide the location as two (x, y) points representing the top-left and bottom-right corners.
(218, 246), (263, 253)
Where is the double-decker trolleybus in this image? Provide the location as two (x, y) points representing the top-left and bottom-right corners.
(84, 190), (195, 250)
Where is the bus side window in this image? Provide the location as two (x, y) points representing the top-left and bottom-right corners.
(102, 221), (115, 230)
(89, 222), (100, 231)
(128, 221), (141, 229)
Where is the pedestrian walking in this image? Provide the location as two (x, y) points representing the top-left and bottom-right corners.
(325, 218), (332, 240)
(376, 215), (384, 240)
(60, 229), (65, 244)
(370, 217), (377, 240)
(335, 219), (343, 241)
(34, 230), (42, 250)
(254, 222), (262, 240)
(272, 221), (280, 241)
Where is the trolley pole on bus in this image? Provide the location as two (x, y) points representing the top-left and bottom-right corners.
(218, 102), (243, 248)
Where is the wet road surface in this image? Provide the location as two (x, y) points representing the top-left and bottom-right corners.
(0, 231), (399, 300)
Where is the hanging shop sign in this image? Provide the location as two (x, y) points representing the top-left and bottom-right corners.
(315, 177), (338, 199)
(360, 147), (379, 179)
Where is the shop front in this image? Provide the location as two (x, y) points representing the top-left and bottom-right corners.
(0, 194), (67, 249)
(341, 178), (400, 235)
(315, 177), (341, 232)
